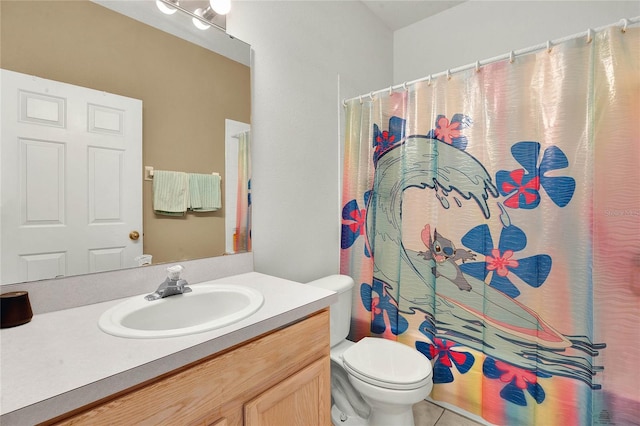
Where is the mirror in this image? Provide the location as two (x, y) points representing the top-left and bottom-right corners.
(0, 0), (251, 285)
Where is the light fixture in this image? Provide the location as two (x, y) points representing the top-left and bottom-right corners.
(192, 7), (214, 30)
(210, 0), (231, 16)
(155, 0), (229, 31)
(156, 0), (178, 15)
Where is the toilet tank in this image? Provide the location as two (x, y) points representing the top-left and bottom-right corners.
(307, 275), (354, 348)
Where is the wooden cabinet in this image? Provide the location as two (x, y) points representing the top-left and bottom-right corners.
(245, 357), (330, 426)
(46, 309), (330, 426)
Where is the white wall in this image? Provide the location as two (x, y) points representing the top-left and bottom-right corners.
(228, 2), (393, 283)
(226, 0), (639, 284)
(394, 0), (640, 84)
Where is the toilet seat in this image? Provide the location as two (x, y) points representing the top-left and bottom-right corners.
(342, 337), (432, 391)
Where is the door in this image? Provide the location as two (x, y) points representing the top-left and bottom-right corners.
(244, 357), (331, 426)
(1, 69), (142, 284)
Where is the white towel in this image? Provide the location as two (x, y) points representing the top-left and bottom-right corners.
(152, 170), (189, 216)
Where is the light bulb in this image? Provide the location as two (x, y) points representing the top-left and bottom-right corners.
(192, 8), (211, 30)
(156, 0), (178, 15)
(210, 0), (231, 15)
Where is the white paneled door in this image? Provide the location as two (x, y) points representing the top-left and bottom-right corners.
(1, 69), (142, 284)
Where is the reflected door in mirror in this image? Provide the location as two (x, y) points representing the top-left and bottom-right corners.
(0, 69), (143, 284)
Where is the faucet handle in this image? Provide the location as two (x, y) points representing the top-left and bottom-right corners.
(166, 265), (184, 281)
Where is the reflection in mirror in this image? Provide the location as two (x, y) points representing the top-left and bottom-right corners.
(0, 0), (251, 285)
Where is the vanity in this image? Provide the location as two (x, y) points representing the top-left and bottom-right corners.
(0, 272), (337, 425)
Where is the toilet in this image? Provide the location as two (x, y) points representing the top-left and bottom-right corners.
(308, 275), (433, 426)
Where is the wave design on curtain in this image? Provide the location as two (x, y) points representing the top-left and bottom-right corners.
(341, 26), (639, 425)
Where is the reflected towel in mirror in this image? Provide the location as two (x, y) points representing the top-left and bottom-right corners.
(188, 173), (222, 212)
(153, 170), (189, 216)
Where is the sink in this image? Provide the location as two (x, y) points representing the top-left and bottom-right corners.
(98, 284), (264, 338)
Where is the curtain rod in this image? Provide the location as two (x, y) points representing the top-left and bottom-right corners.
(343, 16), (640, 106)
(232, 130), (250, 139)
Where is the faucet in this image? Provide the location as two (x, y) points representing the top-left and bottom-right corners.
(145, 265), (192, 301)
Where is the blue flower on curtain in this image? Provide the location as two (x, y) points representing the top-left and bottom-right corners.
(426, 113), (472, 150)
(415, 337), (475, 383)
(373, 117), (405, 164)
(483, 357), (550, 406)
(360, 278), (408, 335)
(341, 190), (372, 257)
(459, 224), (552, 298)
(496, 141), (576, 209)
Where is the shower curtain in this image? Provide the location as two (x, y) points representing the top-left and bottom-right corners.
(234, 131), (252, 252)
(340, 26), (639, 425)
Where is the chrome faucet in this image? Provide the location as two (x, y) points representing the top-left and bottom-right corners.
(145, 265), (192, 301)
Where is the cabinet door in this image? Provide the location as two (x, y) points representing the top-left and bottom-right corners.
(244, 356), (330, 426)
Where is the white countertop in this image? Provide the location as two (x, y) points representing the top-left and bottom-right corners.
(0, 272), (337, 425)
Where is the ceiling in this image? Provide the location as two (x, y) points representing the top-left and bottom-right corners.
(361, 0), (466, 31)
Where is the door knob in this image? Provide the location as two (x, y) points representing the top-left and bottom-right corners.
(129, 231), (140, 241)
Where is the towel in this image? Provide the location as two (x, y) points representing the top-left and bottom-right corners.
(152, 170), (189, 216)
(188, 173), (221, 212)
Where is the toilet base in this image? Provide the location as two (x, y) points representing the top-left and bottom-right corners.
(367, 405), (415, 426)
(331, 404), (367, 426)
(331, 402), (419, 426)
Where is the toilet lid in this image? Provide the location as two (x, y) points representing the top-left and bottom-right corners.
(342, 337), (432, 390)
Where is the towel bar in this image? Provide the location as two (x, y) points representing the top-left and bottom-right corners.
(144, 166), (220, 181)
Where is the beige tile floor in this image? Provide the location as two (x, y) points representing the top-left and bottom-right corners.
(413, 400), (484, 426)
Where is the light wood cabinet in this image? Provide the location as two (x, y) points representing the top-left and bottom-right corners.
(245, 357), (330, 426)
(45, 309), (330, 426)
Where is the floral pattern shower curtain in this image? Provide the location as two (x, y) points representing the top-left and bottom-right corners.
(340, 26), (639, 425)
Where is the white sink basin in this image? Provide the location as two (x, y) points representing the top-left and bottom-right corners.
(98, 284), (264, 338)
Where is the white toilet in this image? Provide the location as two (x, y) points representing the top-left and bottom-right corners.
(308, 275), (433, 426)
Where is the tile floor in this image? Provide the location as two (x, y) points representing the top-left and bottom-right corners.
(413, 400), (484, 426)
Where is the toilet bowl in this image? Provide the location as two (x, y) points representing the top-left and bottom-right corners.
(308, 275), (433, 426)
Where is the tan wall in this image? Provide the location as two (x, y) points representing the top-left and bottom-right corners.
(1, 0), (251, 264)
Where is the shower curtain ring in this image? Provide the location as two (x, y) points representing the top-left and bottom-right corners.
(402, 82), (408, 91)
(586, 28), (594, 43)
(388, 85), (393, 96)
(475, 61), (481, 73)
(546, 40), (552, 53)
(369, 91), (374, 101)
(446, 69), (451, 80)
(620, 18), (629, 33)
(509, 51), (515, 63)
(359, 95), (363, 105)
(342, 99), (347, 107)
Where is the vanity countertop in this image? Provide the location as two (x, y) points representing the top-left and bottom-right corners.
(0, 272), (337, 425)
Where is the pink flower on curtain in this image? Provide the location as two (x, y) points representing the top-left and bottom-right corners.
(434, 116), (461, 144)
(427, 114), (472, 150)
(347, 207), (366, 235)
(460, 224), (552, 298)
(493, 360), (538, 389)
(341, 191), (372, 257)
(415, 333), (475, 384)
(496, 141), (576, 209)
(374, 130), (396, 154)
(360, 278), (408, 335)
(373, 117), (405, 164)
(483, 357), (549, 406)
(500, 169), (541, 209)
(486, 249), (519, 277)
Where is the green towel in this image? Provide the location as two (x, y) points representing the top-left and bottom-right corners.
(188, 173), (221, 212)
(152, 170), (189, 216)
